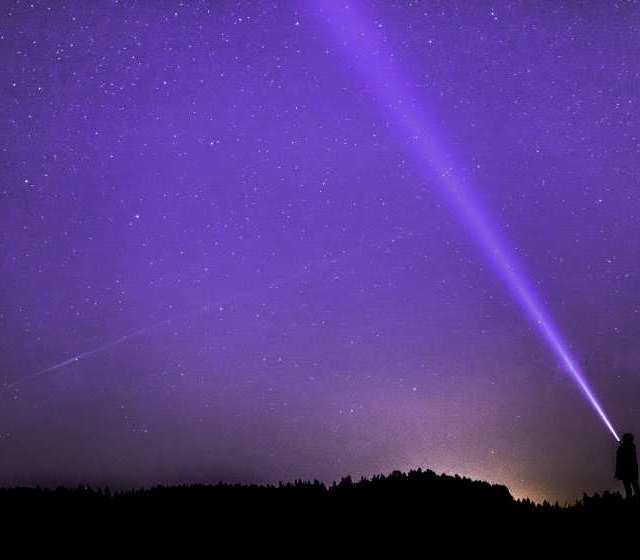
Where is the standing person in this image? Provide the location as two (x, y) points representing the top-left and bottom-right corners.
(616, 433), (639, 500)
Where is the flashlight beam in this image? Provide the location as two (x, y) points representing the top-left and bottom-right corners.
(318, 1), (619, 441)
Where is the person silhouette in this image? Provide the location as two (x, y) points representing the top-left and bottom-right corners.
(615, 433), (639, 500)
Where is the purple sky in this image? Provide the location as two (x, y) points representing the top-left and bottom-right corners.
(2, 0), (639, 503)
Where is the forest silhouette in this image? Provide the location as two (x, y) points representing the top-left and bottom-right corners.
(2, 468), (637, 526)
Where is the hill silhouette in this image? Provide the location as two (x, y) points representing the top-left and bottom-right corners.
(2, 468), (637, 527)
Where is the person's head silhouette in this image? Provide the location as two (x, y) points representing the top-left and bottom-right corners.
(621, 433), (634, 445)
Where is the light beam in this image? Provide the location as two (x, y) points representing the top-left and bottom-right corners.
(317, 1), (619, 441)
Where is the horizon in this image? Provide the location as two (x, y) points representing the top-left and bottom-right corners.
(0, 447), (622, 504)
(0, 465), (589, 506)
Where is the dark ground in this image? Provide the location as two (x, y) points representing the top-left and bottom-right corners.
(2, 468), (637, 529)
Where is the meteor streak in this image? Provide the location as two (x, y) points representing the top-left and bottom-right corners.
(5, 249), (367, 391)
(318, 1), (619, 441)
(3, 318), (176, 390)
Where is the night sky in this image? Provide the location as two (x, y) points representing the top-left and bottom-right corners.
(2, 0), (639, 503)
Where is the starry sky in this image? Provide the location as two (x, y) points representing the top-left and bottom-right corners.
(2, 0), (639, 503)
